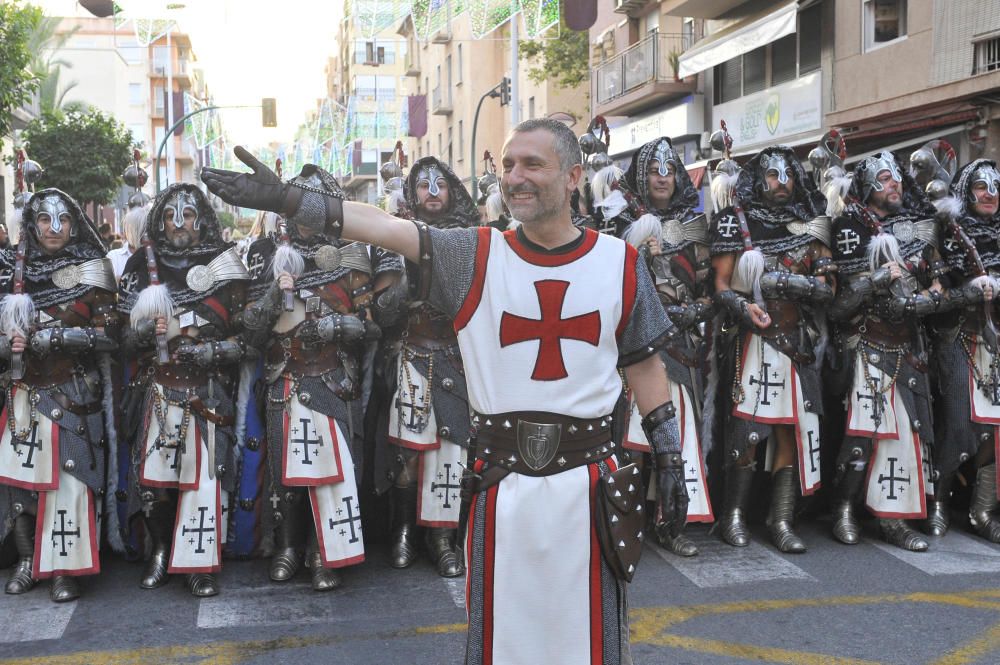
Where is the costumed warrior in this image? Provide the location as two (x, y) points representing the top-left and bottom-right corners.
(826, 149), (968, 551)
(376, 154), (477, 578)
(579, 116), (627, 236)
(119, 183), (249, 596)
(928, 158), (1000, 541)
(201, 119), (682, 665)
(615, 136), (714, 557)
(0, 158), (122, 602)
(241, 163), (401, 590)
(710, 124), (834, 553)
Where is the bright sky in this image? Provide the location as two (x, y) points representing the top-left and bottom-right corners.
(36, 0), (343, 147)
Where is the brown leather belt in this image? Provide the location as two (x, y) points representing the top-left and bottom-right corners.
(267, 336), (345, 377)
(24, 356), (77, 388)
(188, 397), (234, 426)
(407, 309), (455, 339)
(154, 364), (209, 391)
(404, 333), (459, 353)
(759, 300), (800, 337)
(50, 391), (102, 416)
(473, 410), (614, 476)
(856, 318), (912, 347)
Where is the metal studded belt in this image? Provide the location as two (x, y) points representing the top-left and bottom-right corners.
(472, 410), (615, 476)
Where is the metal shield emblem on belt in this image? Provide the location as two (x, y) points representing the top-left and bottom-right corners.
(517, 420), (562, 472)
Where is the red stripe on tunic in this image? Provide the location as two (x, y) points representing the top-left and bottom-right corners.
(589, 463), (604, 664)
(482, 480), (499, 665)
(617, 243), (638, 339)
(453, 227), (493, 332)
(202, 296), (229, 323)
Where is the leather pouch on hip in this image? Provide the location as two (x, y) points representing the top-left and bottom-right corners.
(595, 462), (644, 583)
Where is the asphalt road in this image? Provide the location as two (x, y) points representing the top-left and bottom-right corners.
(3, 515), (1000, 665)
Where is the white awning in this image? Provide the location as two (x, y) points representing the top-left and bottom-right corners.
(678, 0), (798, 78)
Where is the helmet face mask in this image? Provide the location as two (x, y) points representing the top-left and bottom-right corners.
(970, 164), (1000, 202)
(34, 193), (73, 235)
(416, 165), (447, 198)
(759, 152), (792, 191)
(858, 151), (902, 202)
(652, 140), (677, 177)
(160, 190), (201, 231)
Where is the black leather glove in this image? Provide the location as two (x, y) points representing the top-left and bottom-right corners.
(655, 452), (689, 539)
(201, 146), (301, 216)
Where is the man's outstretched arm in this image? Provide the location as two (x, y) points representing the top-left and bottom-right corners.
(201, 146), (420, 261)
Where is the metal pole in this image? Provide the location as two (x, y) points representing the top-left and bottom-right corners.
(154, 105), (219, 194)
(510, 5), (519, 127)
(166, 27), (175, 188)
(470, 83), (502, 188)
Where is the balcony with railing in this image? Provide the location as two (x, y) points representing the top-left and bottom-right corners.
(431, 85), (452, 115)
(592, 32), (697, 117)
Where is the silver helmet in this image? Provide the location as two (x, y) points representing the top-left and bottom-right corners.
(759, 152), (793, 190)
(651, 139), (678, 177)
(970, 164), (1000, 202)
(856, 151), (902, 202)
(159, 188), (201, 231)
(415, 164), (447, 197)
(32, 192), (74, 235)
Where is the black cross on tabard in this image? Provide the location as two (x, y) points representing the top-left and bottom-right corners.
(290, 418), (323, 465)
(394, 384), (424, 429)
(431, 462), (461, 509)
(328, 496), (362, 544)
(685, 464), (699, 496)
(247, 252), (266, 280)
(154, 423), (183, 470)
(51, 509), (80, 557)
(806, 431), (821, 474)
(877, 457), (911, 501)
(748, 362), (786, 406)
(856, 376), (886, 427)
(836, 229), (861, 254)
(717, 217), (738, 238)
(181, 506), (215, 554)
(13, 421), (42, 470)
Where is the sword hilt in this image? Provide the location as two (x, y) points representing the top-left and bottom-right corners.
(9, 353), (24, 381)
(154, 332), (170, 364)
(282, 288), (295, 311)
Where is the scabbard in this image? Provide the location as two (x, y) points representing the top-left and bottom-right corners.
(456, 426), (479, 549)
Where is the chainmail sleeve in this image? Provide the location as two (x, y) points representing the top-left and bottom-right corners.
(287, 190), (332, 231)
(426, 226), (480, 319)
(619, 257), (673, 366)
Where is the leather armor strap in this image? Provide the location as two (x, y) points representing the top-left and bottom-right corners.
(50, 391), (102, 416)
(412, 220), (433, 302)
(188, 397), (235, 426)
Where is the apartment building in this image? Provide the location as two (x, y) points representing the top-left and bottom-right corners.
(398, 3), (590, 191)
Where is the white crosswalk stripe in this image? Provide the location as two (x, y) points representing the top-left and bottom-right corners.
(868, 529), (1000, 575)
(441, 575), (465, 608)
(647, 532), (815, 588)
(0, 590), (76, 643)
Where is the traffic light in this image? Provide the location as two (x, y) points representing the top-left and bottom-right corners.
(499, 77), (511, 107)
(261, 98), (277, 127)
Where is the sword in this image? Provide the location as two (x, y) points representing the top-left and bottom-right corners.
(274, 159), (295, 312)
(141, 236), (171, 364)
(9, 243), (26, 381)
(456, 424), (480, 558)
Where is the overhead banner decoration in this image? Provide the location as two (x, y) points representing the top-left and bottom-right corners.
(520, 0), (560, 38)
(412, 0), (467, 41)
(183, 93), (223, 150)
(469, 0), (560, 40)
(313, 98), (352, 178)
(350, 0), (411, 39)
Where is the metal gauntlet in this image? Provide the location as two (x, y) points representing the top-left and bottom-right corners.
(759, 271), (834, 305)
(372, 278), (409, 328)
(715, 289), (753, 328)
(642, 401), (688, 538)
(242, 282), (284, 332)
(665, 300), (714, 331)
(174, 340), (245, 367)
(641, 401), (681, 456)
(30, 327), (118, 356)
(295, 313), (366, 345)
(935, 285), (988, 313)
(828, 268), (892, 321)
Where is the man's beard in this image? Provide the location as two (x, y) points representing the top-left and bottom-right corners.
(505, 185), (564, 225)
(169, 230), (195, 248)
(763, 188), (792, 207)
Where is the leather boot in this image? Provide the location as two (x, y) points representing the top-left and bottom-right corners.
(187, 573), (219, 597)
(5, 514), (36, 595)
(879, 519), (929, 551)
(390, 485), (418, 569)
(270, 493), (303, 582)
(50, 576), (80, 603)
(970, 464), (1000, 543)
(140, 501), (174, 589)
(924, 472), (952, 537)
(719, 464), (753, 547)
(306, 530), (342, 591)
(426, 527), (463, 577)
(767, 467), (806, 553)
(832, 464), (866, 545)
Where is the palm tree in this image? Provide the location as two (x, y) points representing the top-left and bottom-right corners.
(27, 16), (81, 114)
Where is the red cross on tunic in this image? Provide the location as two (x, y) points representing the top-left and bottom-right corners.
(499, 280), (601, 381)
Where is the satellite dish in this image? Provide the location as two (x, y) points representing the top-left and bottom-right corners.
(547, 112), (576, 128)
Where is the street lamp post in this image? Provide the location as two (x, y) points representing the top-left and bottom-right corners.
(469, 82), (503, 187)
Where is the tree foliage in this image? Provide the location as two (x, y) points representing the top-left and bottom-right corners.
(27, 16), (82, 114)
(22, 108), (134, 206)
(0, 2), (43, 139)
(518, 19), (589, 90)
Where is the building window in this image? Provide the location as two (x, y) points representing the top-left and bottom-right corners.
(446, 54), (452, 89)
(974, 36), (1000, 75)
(457, 44), (463, 84)
(712, 6), (822, 105)
(447, 126), (453, 165)
(128, 83), (144, 105)
(863, 0), (906, 52)
(458, 120), (464, 158)
(153, 85), (165, 114)
(528, 96), (536, 119)
(438, 133), (443, 155)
